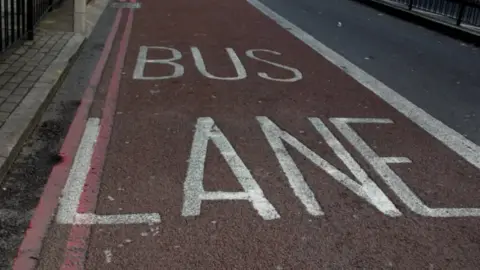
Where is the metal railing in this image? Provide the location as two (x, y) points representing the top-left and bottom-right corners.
(384, 0), (480, 26)
(0, 0), (59, 53)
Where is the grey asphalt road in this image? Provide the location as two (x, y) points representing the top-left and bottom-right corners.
(0, 0), (479, 268)
(259, 0), (480, 143)
(0, 6), (117, 269)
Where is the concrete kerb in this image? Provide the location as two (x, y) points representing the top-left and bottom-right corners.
(0, 0), (110, 181)
(78, 0), (111, 37)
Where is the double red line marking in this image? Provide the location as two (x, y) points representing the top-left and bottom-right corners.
(13, 1), (136, 269)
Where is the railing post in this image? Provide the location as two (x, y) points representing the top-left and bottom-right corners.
(457, 3), (466, 26)
(0, 0), (4, 52)
(27, 0), (34, 40)
(408, 0), (413, 10)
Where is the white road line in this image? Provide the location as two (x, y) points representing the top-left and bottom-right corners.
(56, 117), (162, 225)
(258, 116), (400, 217)
(308, 117), (402, 216)
(57, 118), (100, 224)
(191, 47), (247, 80)
(331, 117), (480, 217)
(247, 0), (480, 170)
(74, 213), (161, 224)
(182, 117), (280, 220)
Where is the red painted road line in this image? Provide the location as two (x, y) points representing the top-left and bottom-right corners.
(60, 3), (136, 270)
(11, 9), (124, 270)
(88, 0), (126, 88)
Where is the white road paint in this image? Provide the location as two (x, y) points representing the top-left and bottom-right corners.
(58, 0), (480, 222)
(133, 46), (302, 82)
(57, 118), (100, 224)
(258, 117), (401, 217)
(308, 117), (401, 216)
(247, 0), (480, 170)
(380, 157), (412, 164)
(331, 118), (480, 217)
(191, 47), (247, 80)
(74, 213), (161, 224)
(182, 117), (280, 220)
(150, 225), (160, 236)
(133, 46), (184, 80)
(103, 249), (112, 264)
(56, 117), (162, 224)
(257, 117), (322, 216)
(246, 49), (302, 82)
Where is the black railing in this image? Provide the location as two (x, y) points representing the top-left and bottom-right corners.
(382, 0), (480, 26)
(0, 0), (58, 53)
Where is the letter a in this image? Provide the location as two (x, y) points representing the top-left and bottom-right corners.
(182, 117), (280, 220)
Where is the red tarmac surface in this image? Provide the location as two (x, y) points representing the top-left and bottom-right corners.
(13, 0), (480, 269)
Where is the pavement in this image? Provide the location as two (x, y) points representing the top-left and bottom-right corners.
(3, 0), (480, 269)
(0, 0), (111, 181)
(0, 30), (84, 180)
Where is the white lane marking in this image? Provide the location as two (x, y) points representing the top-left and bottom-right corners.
(257, 116), (401, 217)
(191, 47), (247, 80)
(247, 0), (480, 170)
(331, 117), (480, 217)
(56, 117), (162, 225)
(381, 157), (412, 164)
(57, 118), (100, 224)
(182, 117), (280, 220)
(245, 49), (302, 82)
(133, 46), (303, 82)
(257, 117), (323, 216)
(74, 213), (161, 224)
(308, 117), (401, 216)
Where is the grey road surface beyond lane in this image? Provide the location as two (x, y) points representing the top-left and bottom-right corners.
(259, 0), (480, 143)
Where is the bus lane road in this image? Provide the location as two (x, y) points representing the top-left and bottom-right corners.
(28, 0), (480, 269)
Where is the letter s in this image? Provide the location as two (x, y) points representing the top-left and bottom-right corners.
(246, 49), (302, 82)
